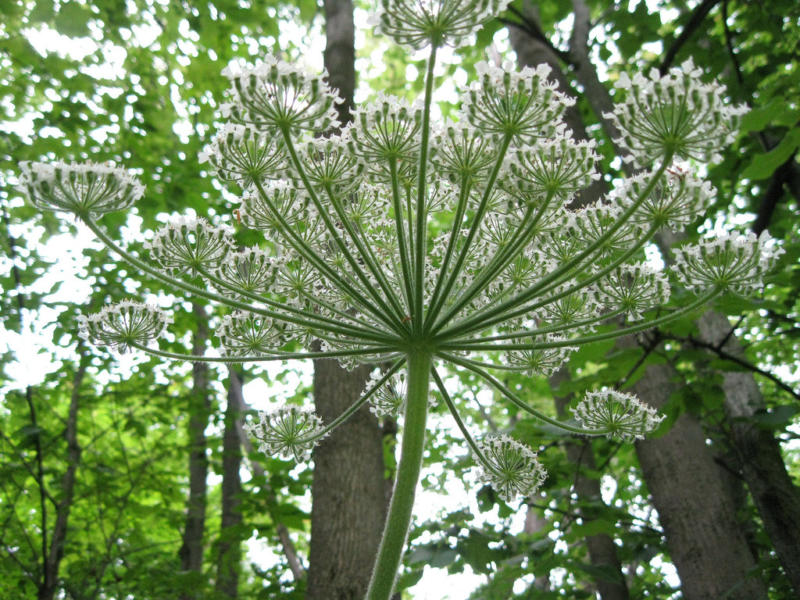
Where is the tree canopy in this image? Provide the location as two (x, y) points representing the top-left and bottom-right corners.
(1, 0), (798, 598)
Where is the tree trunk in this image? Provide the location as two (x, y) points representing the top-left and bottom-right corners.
(306, 1), (388, 598)
(697, 311), (800, 594)
(178, 303), (211, 598)
(215, 368), (244, 598)
(307, 360), (386, 600)
(632, 362), (767, 600)
(39, 350), (89, 600)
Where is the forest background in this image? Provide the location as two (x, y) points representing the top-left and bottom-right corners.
(1, 0), (798, 599)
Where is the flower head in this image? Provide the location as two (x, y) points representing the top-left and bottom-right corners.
(19, 161), (144, 217)
(200, 124), (285, 187)
(78, 301), (171, 353)
(462, 61), (574, 142)
(572, 389), (664, 441)
(595, 264), (671, 321)
(368, 370), (407, 418)
(222, 56), (340, 132)
(145, 217), (234, 277)
(605, 58), (747, 167)
(372, 0), (512, 49)
(671, 231), (783, 296)
(245, 406), (327, 462)
(476, 435), (546, 502)
(217, 312), (284, 357)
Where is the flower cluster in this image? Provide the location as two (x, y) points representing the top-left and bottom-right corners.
(672, 231), (783, 296)
(19, 160), (144, 216)
(244, 406), (327, 462)
(77, 301), (171, 353)
(605, 58), (748, 167)
(372, 0), (512, 49)
(20, 1), (780, 554)
(476, 435), (547, 502)
(572, 389), (665, 441)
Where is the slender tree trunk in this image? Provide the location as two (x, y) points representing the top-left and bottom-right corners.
(632, 362), (767, 600)
(39, 350), (89, 600)
(230, 377), (305, 582)
(306, 1), (388, 598)
(215, 368), (244, 598)
(179, 303), (211, 597)
(697, 311), (800, 594)
(524, 507), (551, 591)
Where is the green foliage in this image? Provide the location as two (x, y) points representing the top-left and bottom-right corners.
(2, 0), (798, 597)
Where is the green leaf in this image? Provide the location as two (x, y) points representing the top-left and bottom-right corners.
(749, 405), (800, 429)
(29, 0), (55, 22)
(54, 2), (93, 37)
(741, 101), (800, 132)
(568, 518), (617, 539)
(741, 127), (800, 180)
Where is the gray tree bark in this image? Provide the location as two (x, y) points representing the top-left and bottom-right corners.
(179, 303), (211, 598)
(632, 362), (767, 599)
(215, 368), (244, 598)
(306, 2), (388, 598)
(697, 311), (800, 594)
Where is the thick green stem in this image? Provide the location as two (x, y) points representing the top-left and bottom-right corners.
(366, 351), (431, 600)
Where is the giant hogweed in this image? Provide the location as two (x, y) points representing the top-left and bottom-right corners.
(20, 1), (781, 597)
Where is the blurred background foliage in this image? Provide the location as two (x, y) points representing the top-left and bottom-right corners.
(1, 0), (797, 598)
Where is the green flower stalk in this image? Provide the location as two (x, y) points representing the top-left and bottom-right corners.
(20, 0), (783, 597)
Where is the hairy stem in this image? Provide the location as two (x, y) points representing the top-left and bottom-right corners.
(366, 351), (431, 600)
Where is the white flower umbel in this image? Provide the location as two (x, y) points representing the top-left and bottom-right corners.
(606, 58), (748, 167)
(78, 300), (171, 353)
(595, 264), (671, 321)
(573, 389), (665, 441)
(475, 435), (547, 502)
(221, 55), (340, 132)
(672, 231), (784, 296)
(369, 370), (408, 418)
(244, 406), (327, 462)
(145, 217), (235, 277)
(199, 123), (285, 187)
(217, 312), (284, 357)
(24, 6), (779, 598)
(19, 160), (144, 216)
(372, 0), (512, 49)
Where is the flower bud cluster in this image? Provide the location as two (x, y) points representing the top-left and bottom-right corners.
(475, 435), (546, 502)
(244, 406), (327, 462)
(572, 389), (665, 441)
(78, 300), (171, 353)
(19, 160), (144, 216)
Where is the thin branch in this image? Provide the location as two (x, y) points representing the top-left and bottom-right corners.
(502, 6), (572, 64)
(721, 0), (745, 88)
(228, 371), (306, 582)
(660, 0), (723, 73)
(665, 334), (800, 401)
